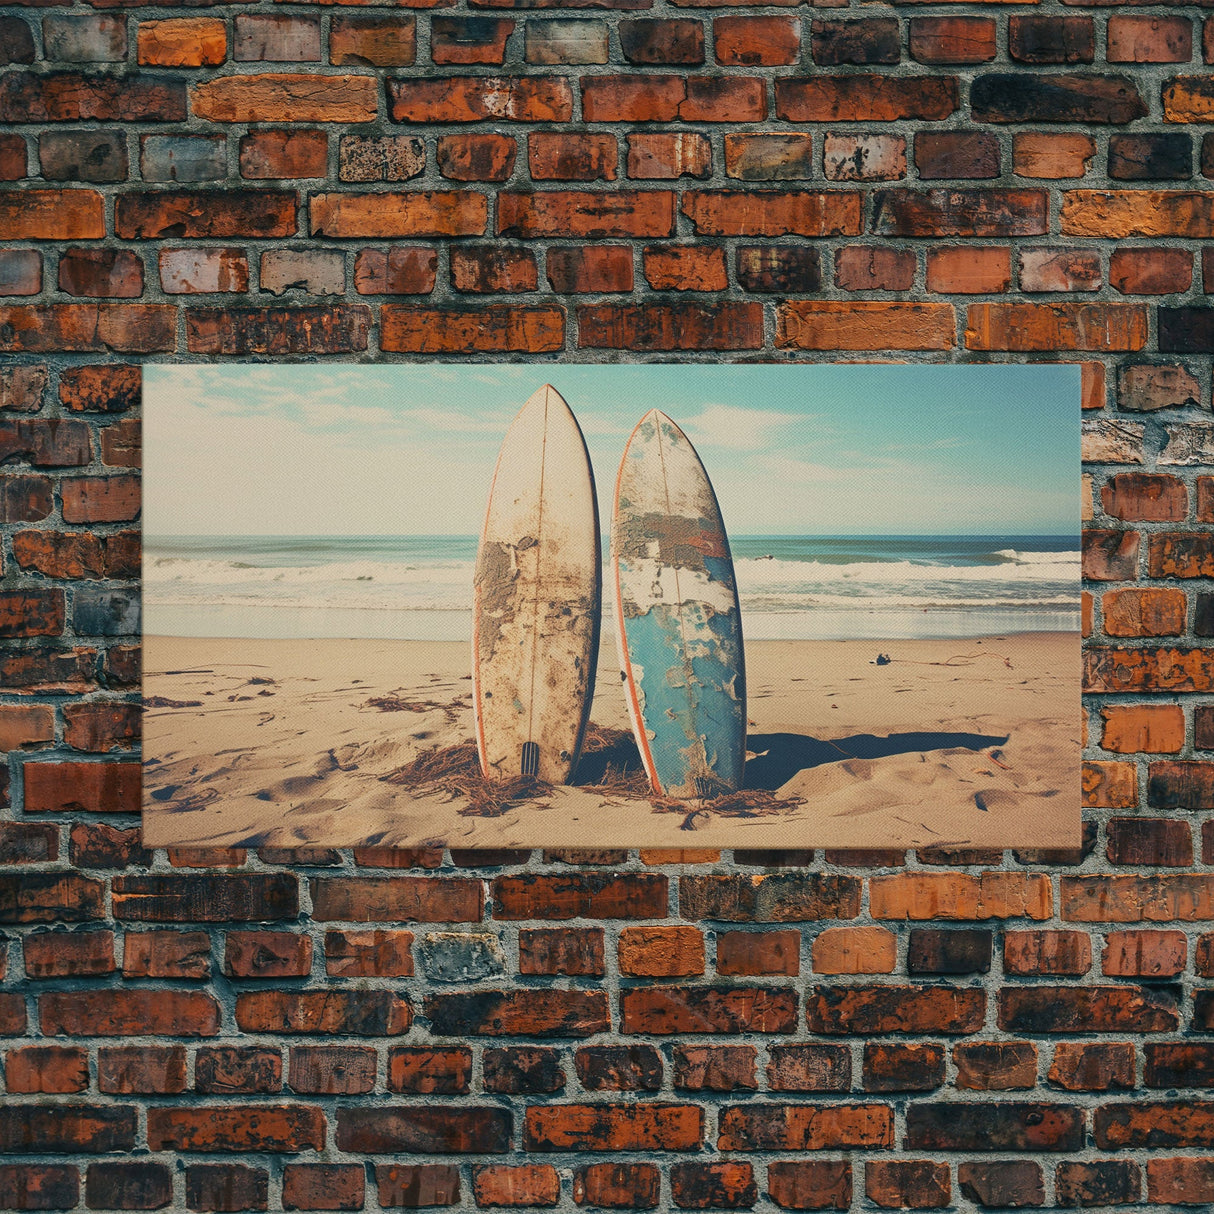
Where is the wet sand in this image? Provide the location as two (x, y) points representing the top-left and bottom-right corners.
(142, 633), (1080, 851)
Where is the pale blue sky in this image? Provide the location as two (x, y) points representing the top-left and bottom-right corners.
(144, 362), (1080, 537)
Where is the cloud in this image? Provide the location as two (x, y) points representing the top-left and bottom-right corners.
(680, 403), (810, 451)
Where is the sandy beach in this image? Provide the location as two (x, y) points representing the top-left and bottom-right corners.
(142, 632), (1080, 851)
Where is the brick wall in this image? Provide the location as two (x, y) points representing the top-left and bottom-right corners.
(2, 0), (1214, 1209)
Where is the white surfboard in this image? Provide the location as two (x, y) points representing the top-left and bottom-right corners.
(473, 384), (601, 783)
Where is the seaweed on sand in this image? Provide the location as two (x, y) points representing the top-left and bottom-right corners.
(383, 726), (804, 824)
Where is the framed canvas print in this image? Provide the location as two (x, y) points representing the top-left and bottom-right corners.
(142, 362), (1081, 851)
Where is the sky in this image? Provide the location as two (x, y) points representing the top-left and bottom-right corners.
(143, 362), (1080, 537)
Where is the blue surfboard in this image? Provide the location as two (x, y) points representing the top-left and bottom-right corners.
(611, 410), (746, 800)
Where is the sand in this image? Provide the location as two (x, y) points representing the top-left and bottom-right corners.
(141, 632), (1080, 851)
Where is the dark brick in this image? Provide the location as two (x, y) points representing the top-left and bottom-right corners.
(576, 1044), (662, 1091)
(971, 74), (1147, 124)
(863, 1043), (946, 1093)
(1055, 1160), (1141, 1207)
(484, 1046), (566, 1094)
(958, 1161), (1044, 1209)
(811, 19), (899, 66)
(184, 1165), (268, 1213)
(1110, 133), (1192, 181)
(907, 929), (992, 974)
(85, 1163), (172, 1210)
(906, 1103), (1083, 1152)
(1009, 16), (1095, 63)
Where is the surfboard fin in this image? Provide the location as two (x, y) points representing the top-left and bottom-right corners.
(520, 741), (540, 777)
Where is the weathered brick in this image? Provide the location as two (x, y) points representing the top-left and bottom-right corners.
(159, 248), (250, 294)
(1019, 247), (1101, 292)
(670, 1161), (756, 1210)
(643, 244), (726, 292)
(907, 928), (992, 974)
(572, 1162), (659, 1209)
(1110, 132), (1192, 181)
(673, 1045), (756, 1093)
(906, 1103), (1083, 1152)
(194, 74), (376, 123)
(1063, 190), (1214, 239)
(1048, 1041), (1135, 1092)
(767, 1161), (851, 1211)
(41, 989), (220, 1036)
(0, 1106), (135, 1154)
(546, 246), (632, 294)
(96, 1046), (186, 1095)
(1095, 1102), (1214, 1149)
(196, 1046), (283, 1095)
(583, 74), (763, 123)
(824, 134), (906, 183)
(718, 1104), (892, 1152)
(526, 18), (607, 65)
(187, 305), (370, 355)
(0, 1165), (78, 1210)
(779, 301), (953, 351)
(972, 74), (1146, 124)
(185, 1164), (268, 1213)
(1108, 14), (1192, 62)
(767, 1044), (850, 1092)
(0, 71), (185, 123)
(235, 989), (410, 1035)
(337, 1106), (510, 1154)
(5, 1044), (88, 1094)
(1056, 1159), (1140, 1206)
(375, 1164), (459, 1209)
(812, 925), (896, 974)
(138, 17), (226, 66)
(580, 301), (761, 351)
(1146, 1157), (1214, 1204)
(331, 14), (415, 66)
(1165, 76), (1214, 123)
(1102, 587), (1187, 637)
(426, 989), (606, 1037)
(0, 17), (36, 65)
(738, 245), (821, 294)
(1101, 707), (1187, 756)
(777, 75), (956, 122)
(716, 929), (799, 976)
(620, 18), (704, 64)
(618, 925), (704, 976)
(627, 132), (710, 180)
(725, 133), (813, 181)
(865, 1161), (950, 1210)
(528, 131), (616, 181)
(807, 986), (984, 1035)
(863, 1043), (946, 1093)
(870, 872), (1050, 920)
(339, 134), (425, 183)
(124, 929), (210, 979)
(717, 15), (800, 65)
(290, 1046), (377, 1095)
(282, 1164), (364, 1213)
(916, 131), (1000, 180)
(226, 930), (313, 978)
(954, 1041), (1038, 1091)
(926, 246), (1010, 294)
(909, 16), (995, 64)
(436, 133), (516, 182)
(117, 190), (295, 240)
(234, 14), (321, 62)
(472, 1164), (558, 1209)
(958, 1162), (1043, 1210)
(390, 75), (571, 123)
(1009, 15), (1094, 64)
(1014, 132), (1096, 180)
(381, 304), (562, 353)
(1102, 929), (1186, 977)
(968, 302), (1147, 351)
(621, 986), (796, 1034)
(149, 1106), (324, 1153)
(386, 1046), (470, 1094)
(1110, 247), (1192, 295)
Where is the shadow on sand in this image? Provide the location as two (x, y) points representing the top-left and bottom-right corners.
(744, 730), (1009, 792)
(574, 727), (1010, 794)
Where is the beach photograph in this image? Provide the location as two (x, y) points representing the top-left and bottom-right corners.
(142, 363), (1082, 850)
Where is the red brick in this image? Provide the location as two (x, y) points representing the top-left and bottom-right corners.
(236, 989), (410, 1035)
(916, 131), (999, 180)
(225, 930), (312, 977)
(1102, 587), (1187, 637)
(528, 131), (616, 181)
(59, 363), (139, 413)
(192, 72), (374, 122)
(870, 872), (1050, 920)
(116, 190), (294, 240)
(387, 1046), (471, 1094)
(643, 244), (726, 292)
(238, 129), (327, 179)
(823, 133), (906, 182)
(776, 75), (956, 122)
(0, 417), (92, 466)
(583, 74), (764, 123)
(778, 301), (954, 351)
(311, 191), (484, 237)
(909, 16), (995, 64)
(5, 1045), (88, 1093)
(673, 1045), (756, 1093)
(196, 1046), (283, 1095)
(97, 1046), (186, 1095)
(149, 1105), (324, 1153)
(0, 1165), (78, 1211)
(724, 133), (813, 182)
(186, 305), (371, 355)
(767, 1044), (850, 1093)
(865, 1161), (950, 1210)
(0, 365), (48, 414)
(1100, 707), (1185, 758)
(829, 247), (910, 293)
(473, 1165), (559, 1209)
(863, 1043), (946, 1093)
(58, 247), (143, 298)
(1095, 1102), (1214, 1150)
(1110, 247), (1193, 295)
(23, 760), (139, 816)
(63, 701), (140, 751)
(680, 874), (859, 922)
(4, 188), (105, 242)
(626, 132), (710, 180)
(1101, 472), (1187, 520)
(70, 823), (149, 870)
(716, 929), (800, 976)
(289, 1046), (376, 1095)
(1019, 246), (1101, 292)
(436, 133), (516, 181)
(431, 16), (510, 64)
(683, 190), (858, 237)
(618, 925), (704, 976)
(620, 18), (704, 65)
(670, 1161), (756, 1210)
(451, 245), (537, 292)
(1121, 363), (1201, 411)
(374, 1164), (459, 1209)
(138, 17), (226, 66)
(1058, 1160), (1141, 1206)
(1147, 1158), (1214, 1205)
(954, 1041), (1038, 1091)
(0, 248), (39, 294)
(1048, 1041), (1135, 1092)
(12, 530), (136, 580)
(0, 703), (53, 751)
(967, 301), (1147, 350)
(720, 1105), (892, 1152)
(526, 1104), (702, 1153)
(1108, 15), (1192, 62)
(807, 986), (984, 1035)
(124, 929), (211, 979)
(380, 304), (563, 354)
(572, 1162), (659, 1208)
(484, 1046), (565, 1095)
(715, 16), (799, 65)
(330, 15), (415, 66)
(575, 1044), (661, 1092)
(58, 475), (140, 523)
(1062, 189), (1214, 238)
(621, 986), (796, 1034)
(338, 1107), (509, 1155)
(811, 926), (896, 974)
(282, 1164), (364, 1212)
(0, 820), (57, 864)
(0, 1106), (135, 1154)
(740, 245), (821, 294)
(958, 1162), (1043, 1210)
(1102, 929), (1186, 977)
(426, 989), (607, 1038)
(41, 989), (219, 1037)
(1014, 132), (1096, 180)
(352, 246), (436, 295)
(545, 247), (632, 294)
(525, 19), (609, 66)
(580, 301), (761, 351)
(390, 76), (571, 123)
(0, 69), (183, 123)
(767, 1161), (851, 1211)
(319, 929), (412, 978)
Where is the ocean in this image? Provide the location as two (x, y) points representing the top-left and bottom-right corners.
(143, 534), (1081, 642)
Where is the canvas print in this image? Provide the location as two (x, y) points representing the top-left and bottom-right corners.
(142, 363), (1081, 850)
